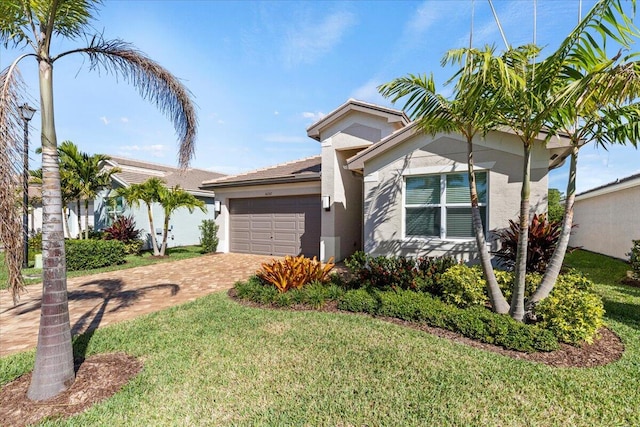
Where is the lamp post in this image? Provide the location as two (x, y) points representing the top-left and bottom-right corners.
(19, 103), (36, 269)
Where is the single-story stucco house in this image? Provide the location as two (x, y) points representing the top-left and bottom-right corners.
(29, 156), (225, 248)
(203, 99), (573, 262)
(569, 173), (640, 260)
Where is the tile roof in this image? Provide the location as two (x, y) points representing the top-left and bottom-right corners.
(576, 172), (640, 197)
(202, 156), (321, 188)
(106, 156), (225, 192)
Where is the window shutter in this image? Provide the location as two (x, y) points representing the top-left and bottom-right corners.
(406, 176), (440, 205)
(446, 207), (486, 238)
(446, 172), (487, 204)
(406, 207), (440, 236)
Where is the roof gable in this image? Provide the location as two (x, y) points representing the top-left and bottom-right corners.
(306, 99), (410, 141)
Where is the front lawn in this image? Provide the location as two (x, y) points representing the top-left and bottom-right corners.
(1, 250), (639, 426)
(0, 245), (205, 290)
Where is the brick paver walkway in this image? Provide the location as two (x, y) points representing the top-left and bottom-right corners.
(0, 253), (276, 356)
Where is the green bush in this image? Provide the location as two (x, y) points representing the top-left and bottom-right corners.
(534, 273), (605, 344)
(439, 265), (488, 308)
(234, 277), (343, 308)
(338, 289), (378, 313)
(367, 289), (558, 352)
(65, 239), (126, 271)
(494, 270), (541, 301)
(199, 219), (219, 253)
(628, 240), (640, 280)
(343, 251), (456, 292)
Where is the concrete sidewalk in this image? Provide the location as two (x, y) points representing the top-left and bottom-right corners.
(0, 253), (275, 356)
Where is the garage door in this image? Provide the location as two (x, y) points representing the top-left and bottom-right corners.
(229, 196), (321, 257)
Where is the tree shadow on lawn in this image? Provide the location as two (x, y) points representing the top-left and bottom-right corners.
(69, 279), (179, 366)
(602, 299), (640, 331)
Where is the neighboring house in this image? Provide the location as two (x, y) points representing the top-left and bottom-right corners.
(98, 156), (225, 248)
(204, 99), (573, 262)
(569, 173), (640, 260)
(28, 156), (225, 248)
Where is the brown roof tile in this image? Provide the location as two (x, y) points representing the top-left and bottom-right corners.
(202, 156), (321, 188)
(107, 156), (225, 192)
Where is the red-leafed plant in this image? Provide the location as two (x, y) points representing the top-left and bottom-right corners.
(493, 213), (566, 274)
(258, 255), (335, 293)
(103, 216), (143, 254)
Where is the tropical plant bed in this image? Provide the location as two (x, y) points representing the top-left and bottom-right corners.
(228, 288), (624, 368)
(0, 353), (142, 427)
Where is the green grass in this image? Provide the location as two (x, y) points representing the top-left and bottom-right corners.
(1, 250), (639, 426)
(0, 245), (205, 289)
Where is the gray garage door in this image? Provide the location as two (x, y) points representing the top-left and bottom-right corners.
(229, 196), (321, 257)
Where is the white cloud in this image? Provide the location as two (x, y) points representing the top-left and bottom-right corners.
(302, 111), (325, 122)
(282, 10), (356, 67)
(351, 79), (388, 105)
(118, 144), (168, 158)
(263, 133), (307, 144)
(100, 116), (110, 125)
(274, 111), (280, 116)
(120, 117), (129, 123)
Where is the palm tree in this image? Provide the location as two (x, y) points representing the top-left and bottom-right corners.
(378, 48), (511, 314)
(117, 177), (166, 256)
(529, 60), (640, 307)
(0, 1), (197, 401)
(58, 141), (121, 239)
(156, 185), (206, 256)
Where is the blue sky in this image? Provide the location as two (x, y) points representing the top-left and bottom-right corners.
(2, 0), (638, 194)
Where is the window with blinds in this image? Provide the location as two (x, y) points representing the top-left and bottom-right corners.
(405, 171), (487, 239)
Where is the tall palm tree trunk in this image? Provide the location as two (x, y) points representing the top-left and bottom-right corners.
(61, 203), (70, 239)
(84, 198), (90, 239)
(529, 145), (578, 305)
(160, 214), (170, 256)
(468, 139), (510, 313)
(76, 199), (82, 239)
(146, 203), (160, 256)
(510, 143), (532, 321)
(28, 59), (75, 401)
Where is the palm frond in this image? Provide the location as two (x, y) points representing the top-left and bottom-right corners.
(57, 37), (198, 168)
(0, 63), (27, 303)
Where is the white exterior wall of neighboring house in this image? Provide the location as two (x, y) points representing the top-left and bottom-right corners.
(359, 131), (550, 261)
(569, 176), (640, 260)
(212, 181), (321, 253)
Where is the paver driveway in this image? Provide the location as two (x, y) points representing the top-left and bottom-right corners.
(0, 253), (276, 356)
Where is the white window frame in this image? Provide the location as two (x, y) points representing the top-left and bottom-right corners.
(402, 170), (489, 241)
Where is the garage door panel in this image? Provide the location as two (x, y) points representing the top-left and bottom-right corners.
(229, 196), (320, 257)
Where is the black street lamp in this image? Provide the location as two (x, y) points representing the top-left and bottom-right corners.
(19, 102), (36, 269)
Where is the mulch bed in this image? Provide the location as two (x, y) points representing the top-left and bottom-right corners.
(228, 288), (625, 368)
(0, 353), (142, 427)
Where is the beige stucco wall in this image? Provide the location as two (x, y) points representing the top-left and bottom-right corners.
(212, 182), (321, 254)
(570, 183), (640, 260)
(319, 111), (402, 262)
(362, 131), (549, 261)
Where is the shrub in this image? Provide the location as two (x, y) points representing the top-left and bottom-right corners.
(66, 239), (126, 271)
(439, 265), (488, 308)
(628, 240), (640, 280)
(370, 289), (558, 352)
(199, 219), (219, 253)
(338, 289), (378, 313)
(28, 231), (43, 260)
(534, 273), (605, 344)
(493, 213), (563, 273)
(257, 255), (335, 293)
(234, 276), (342, 308)
(494, 270), (542, 302)
(103, 216), (143, 255)
(344, 251), (456, 293)
(235, 276), (279, 304)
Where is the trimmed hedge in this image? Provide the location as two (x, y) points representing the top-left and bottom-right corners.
(234, 276), (344, 308)
(65, 239), (126, 271)
(338, 289), (559, 353)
